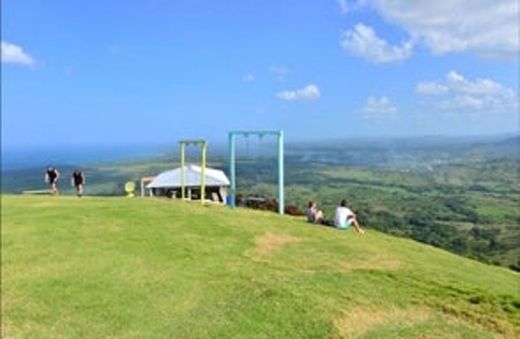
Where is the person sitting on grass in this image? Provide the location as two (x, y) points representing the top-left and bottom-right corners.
(306, 200), (325, 224)
(334, 199), (365, 234)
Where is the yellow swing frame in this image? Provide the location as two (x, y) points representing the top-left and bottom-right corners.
(179, 140), (207, 204)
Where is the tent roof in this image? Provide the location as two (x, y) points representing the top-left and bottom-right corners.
(146, 164), (230, 189)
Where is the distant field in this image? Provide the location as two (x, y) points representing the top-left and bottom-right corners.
(2, 195), (519, 338)
(241, 160), (520, 270)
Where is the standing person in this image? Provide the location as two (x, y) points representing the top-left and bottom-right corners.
(306, 200), (325, 224)
(334, 199), (365, 234)
(71, 169), (86, 197)
(45, 166), (60, 195)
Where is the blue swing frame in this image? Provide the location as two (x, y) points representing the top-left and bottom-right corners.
(228, 130), (284, 214)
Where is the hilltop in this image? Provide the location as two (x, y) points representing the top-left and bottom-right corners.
(2, 195), (519, 338)
(3, 136), (519, 270)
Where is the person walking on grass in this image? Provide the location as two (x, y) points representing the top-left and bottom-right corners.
(334, 199), (365, 234)
(45, 166), (60, 195)
(71, 169), (86, 197)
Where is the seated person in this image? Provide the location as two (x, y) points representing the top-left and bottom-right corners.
(306, 200), (325, 224)
(334, 199), (365, 234)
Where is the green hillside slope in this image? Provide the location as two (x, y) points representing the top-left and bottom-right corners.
(2, 195), (519, 338)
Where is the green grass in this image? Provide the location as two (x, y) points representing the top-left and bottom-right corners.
(2, 195), (519, 338)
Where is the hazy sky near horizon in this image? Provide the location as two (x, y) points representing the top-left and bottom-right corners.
(2, 0), (519, 148)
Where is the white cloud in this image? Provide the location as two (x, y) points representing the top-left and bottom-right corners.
(439, 95), (485, 111)
(351, 0), (519, 58)
(337, 0), (349, 14)
(416, 71), (517, 113)
(1, 41), (34, 65)
(270, 66), (289, 81)
(242, 74), (255, 82)
(340, 23), (413, 63)
(445, 71), (512, 96)
(277, 84), (321, 101)
(362, 96), (398, 119)
(415, 82), (449, 95)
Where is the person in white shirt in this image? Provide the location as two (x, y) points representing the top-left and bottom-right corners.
(334, 199), (365, 233)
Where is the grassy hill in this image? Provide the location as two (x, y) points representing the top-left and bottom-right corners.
(3, 136), (519, 269)
(2, 195), (519, 338)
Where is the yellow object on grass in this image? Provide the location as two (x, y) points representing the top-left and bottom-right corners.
(125, 181), (136, 197)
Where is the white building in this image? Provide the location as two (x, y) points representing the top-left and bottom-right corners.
(144, 165), (230, 203)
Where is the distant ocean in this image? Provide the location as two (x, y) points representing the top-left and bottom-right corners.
(1, 142), (236, 171)
(6, 135), (514, 172)
(1, 144), (171, 171)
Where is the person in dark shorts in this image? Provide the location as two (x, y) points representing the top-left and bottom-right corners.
(45, 166), (60, 195)
(71, 169), (86, 197)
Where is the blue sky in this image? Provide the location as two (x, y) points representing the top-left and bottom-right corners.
(2, 0), (519, 148)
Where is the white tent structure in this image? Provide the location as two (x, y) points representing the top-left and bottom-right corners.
(145, 165), (230, 203)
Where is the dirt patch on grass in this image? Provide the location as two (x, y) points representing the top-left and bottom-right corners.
(1, 322), (17, 339)
(337, 253), (403, 271)
(249, 232), (300, 258)
(333, 306), (431, 338)
(333, 305), (507, 338)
